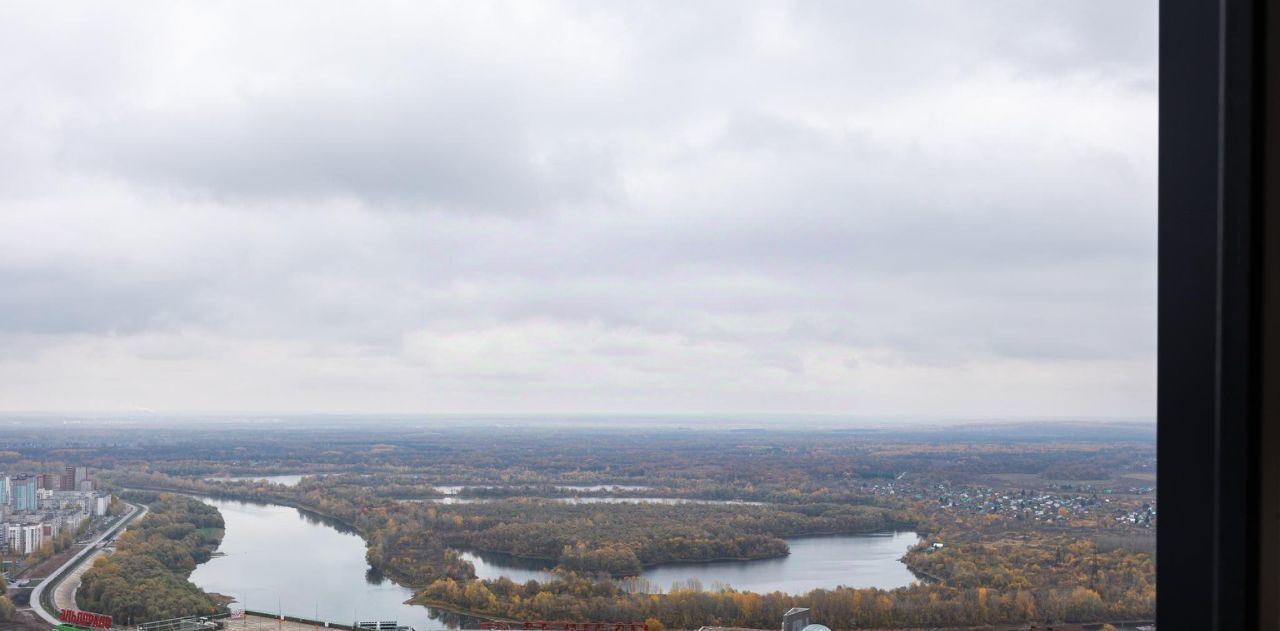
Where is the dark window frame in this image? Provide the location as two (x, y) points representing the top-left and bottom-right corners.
(1158, 1), (1277, 628)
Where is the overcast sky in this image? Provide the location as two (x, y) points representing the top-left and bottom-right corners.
(0, 1), (1157, 418)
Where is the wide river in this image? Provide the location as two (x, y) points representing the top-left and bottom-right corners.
(189, 498), (920, 630)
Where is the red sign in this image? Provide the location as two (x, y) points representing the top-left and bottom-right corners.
(60, 609), (113, 629)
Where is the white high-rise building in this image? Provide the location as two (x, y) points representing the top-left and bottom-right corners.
(5, 523), (43, 555)
(22, 524), (43, 554)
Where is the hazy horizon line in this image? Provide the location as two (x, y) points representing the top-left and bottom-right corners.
(0, 410), (1157, 425)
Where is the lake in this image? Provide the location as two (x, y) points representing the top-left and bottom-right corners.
(559, 497), (764, 505)
(189, 498), (921, 630)
(554, 484), (653, 492)
(399, 497), (763, 506)
(461, 531), (921, 593)
(204, 474), (318, 486)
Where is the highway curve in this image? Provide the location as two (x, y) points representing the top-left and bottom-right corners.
(30, 502), (147, 627)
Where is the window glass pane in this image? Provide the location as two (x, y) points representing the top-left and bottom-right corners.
(0, 3), (1156, 630)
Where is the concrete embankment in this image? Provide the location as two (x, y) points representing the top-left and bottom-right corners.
(230, 611), (356, 631)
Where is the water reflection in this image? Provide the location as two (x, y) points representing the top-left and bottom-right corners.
(433, 484), (654, 494)
(190, 496), (920, 631)
(562, 497), (764, 505)
(189, 498), (485, 630)
(461, 532), (921, 594)
(459, 549), (557, 585)
(296, 505), (360, 535)
(204, 474), (320, 487)
(399, 497), (486, 505)
(398, 497), (763, 506)
(553, 484), (653, 492)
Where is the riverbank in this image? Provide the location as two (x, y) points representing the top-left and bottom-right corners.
(115, 480), (914, 584)
(127, 485), (436, 592)
(29, 503), (147, 627)
(187, 497), (495, 630)
(462, 532), (917, 578)
(150, 481), (922, 592)
(137, 484), (864, 588)
(182, 495), (926, 631)
(458, 544), (794, 573)
(122, 485), (364, 531)
(408, 598), (519, 623)
(464, 532), (923, 594)
(187, 494), (811, 629)
(115, 479), (1146, 629)
(75, 494), (226, 623)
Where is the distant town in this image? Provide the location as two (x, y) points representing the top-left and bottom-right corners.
(863, 479), (1156, 529)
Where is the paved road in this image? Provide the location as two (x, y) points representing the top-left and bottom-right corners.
(30, 502), (147, 626)
(232, 613), (335, 631)
(52, 548), (106, 611)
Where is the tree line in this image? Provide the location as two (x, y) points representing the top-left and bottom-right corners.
(77, 493), (228, 624)
(396, 499), (901, 575)
(97, 445), (1153, 628)
(413, 569), (1150, 629)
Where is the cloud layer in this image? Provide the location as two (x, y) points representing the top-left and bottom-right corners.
(0, 1), (1157, 417)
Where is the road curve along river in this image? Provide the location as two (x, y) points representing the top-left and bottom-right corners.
(31, 503), (148, 626)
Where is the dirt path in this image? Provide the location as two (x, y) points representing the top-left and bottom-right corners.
(0, 608), (57, 631)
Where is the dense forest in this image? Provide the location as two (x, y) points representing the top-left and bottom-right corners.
(48, 423), (1156, 628)
(414, 570), (1149, 629)
(15, 422), (1153, 493)
(77, 493), (228, 624)
(99, 471), (903, 578)
(101, 467), (1152, 627)
(387, 499), (902, 575)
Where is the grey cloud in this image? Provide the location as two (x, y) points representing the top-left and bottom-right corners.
(791, 0), (1156, 81)
(63, 94), (620, 212)
(0, 1), (1157, 415)
(0, 267), (221, 337)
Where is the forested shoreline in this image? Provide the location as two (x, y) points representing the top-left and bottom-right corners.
(413, 571), (1147, 630)
(77, 492), (228, 624)
(388, 499), (904, 576)
(104, 471), (909, 576)
(99, 469), (1152, 628)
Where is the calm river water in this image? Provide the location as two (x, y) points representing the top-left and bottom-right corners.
(189, 498), (920, 630)
(189, 499), (480, 630)
(204, 474), (316, 486)
(462, 532), (921, 593)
